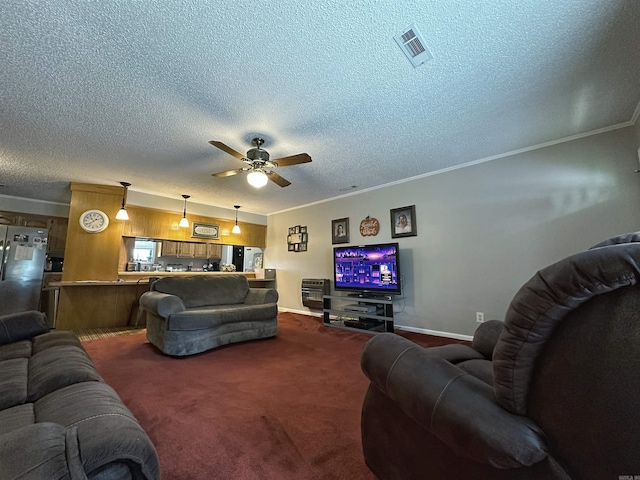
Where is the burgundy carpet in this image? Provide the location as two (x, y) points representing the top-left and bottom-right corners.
(82, 313), (467, 480)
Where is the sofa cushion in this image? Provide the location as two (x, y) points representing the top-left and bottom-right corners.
(457, 359), (494, 386)
(167, 303), (278, 331)
(0, 340), (32, 361)
(0, 403), (35, 436)
(0, 310), (48, 346)
(28, 346), (103, 402)
(0, 358), (28, 410)
(153, 274), (250, 308)
(32, 330), (84, 354)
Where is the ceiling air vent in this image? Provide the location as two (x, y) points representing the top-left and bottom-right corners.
(394, 24), (433, 68)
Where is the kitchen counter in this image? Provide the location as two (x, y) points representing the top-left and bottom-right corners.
(118, 270), (256, 278)
(51, 271), (273, 330)
(53, 281), (151, 331)
(51, 271), (262, 287)
(50, 280), (145, 287)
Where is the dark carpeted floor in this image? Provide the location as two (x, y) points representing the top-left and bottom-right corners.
(82, 312), (467, 480)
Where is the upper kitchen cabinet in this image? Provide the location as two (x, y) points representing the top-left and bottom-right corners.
(0, 211), (67, 256)
(177, 242), (195, 258)
(193, 243), (208, 258)
(160, 240), (221, 259)
(207, 243), (222, 259)
(195, 243), (222, 259)
(161, 240), (180, 257)
(46, 218), (68, 255)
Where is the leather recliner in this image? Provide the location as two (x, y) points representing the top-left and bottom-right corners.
(360, 232), (640, 480)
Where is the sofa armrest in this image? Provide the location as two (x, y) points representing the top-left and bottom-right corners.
(140, 291), (186, 319)
(0, 423), (86, 480)
(361, 333), (547, 469)
(244, 288), (278, 305)
(0, 310), (49, 346)
(472, 319), (504, 359)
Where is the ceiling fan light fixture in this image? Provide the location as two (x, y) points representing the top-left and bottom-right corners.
(115, 181), (131, 220)
(232, 205), (241, 234)
(210, 138), (310, 188)
(247, 170), (268, 188)
(179, 194), (190, 228)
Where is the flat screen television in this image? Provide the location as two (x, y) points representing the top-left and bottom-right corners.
(333, 242), (401, 296)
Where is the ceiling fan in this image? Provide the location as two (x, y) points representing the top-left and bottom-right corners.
(209, 137), (311, 188)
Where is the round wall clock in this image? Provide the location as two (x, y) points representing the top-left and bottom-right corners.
(79, 209), (110, 233)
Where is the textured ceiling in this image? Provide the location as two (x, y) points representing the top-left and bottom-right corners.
(1, 0), (639, 215)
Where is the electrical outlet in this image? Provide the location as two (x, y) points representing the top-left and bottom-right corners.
(476, 312), (485, 323)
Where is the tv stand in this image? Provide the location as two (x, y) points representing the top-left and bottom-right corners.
(323, 295), (396, 333)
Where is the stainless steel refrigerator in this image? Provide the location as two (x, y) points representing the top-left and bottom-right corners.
(0, 225), (49, 316)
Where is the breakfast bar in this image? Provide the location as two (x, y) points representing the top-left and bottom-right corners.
(50, 271), (270, 330)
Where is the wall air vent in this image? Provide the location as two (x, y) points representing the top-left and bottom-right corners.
(394, 24), (433, 68)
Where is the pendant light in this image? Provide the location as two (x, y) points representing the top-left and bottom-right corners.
(179, 194), (190, 228)
(232, 205), (241, 234)
(115, 182), (131, 220)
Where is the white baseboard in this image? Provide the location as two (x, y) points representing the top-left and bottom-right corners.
(394, 325), (474, 342)
(278, 307), (323, 318)
(278, 307), (474, 341)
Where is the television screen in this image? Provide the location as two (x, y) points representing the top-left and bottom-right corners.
(333, 242), (401, 295)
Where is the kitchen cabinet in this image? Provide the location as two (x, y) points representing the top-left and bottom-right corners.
(161, 241), (180, 256)
(0, 212), (67, 256)
(46, 218), (68, 255)
(177, 242), (195, 258)
(193, 243), (209, 258)
(207, 243), (222, 259)
(160, 240), (222, 259)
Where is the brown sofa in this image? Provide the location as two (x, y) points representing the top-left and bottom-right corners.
(360, 232), (640, 479)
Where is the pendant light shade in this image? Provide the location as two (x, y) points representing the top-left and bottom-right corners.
(115, 182), (131, 220)
(179, 194), (190, 228)
(232, 205), (241, 234)
(247, 170), (268, 188)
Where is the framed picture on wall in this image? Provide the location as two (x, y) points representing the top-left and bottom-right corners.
(390, 205), (417, 238)
(287, 224), (308, 252)
(331, 218), (350, 244)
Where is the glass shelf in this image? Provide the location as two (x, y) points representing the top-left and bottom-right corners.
(322, 295), (396, 333)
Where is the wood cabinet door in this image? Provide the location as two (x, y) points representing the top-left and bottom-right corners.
(193, 243), (208, 258)
(162, 241), (180, 256)
(207, 243), (222, 258)
(177, 242), (195, 258)
(46, 218), (68, 255)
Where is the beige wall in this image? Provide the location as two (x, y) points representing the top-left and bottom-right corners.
(266, 125), (640, 337)
(0, 195), (69, 217)
(634, 112), (640, 150)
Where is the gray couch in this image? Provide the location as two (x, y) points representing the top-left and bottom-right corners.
(140, 274), (278, 356)
(0, 310), (160, 480)
(361, 232), (640, 479)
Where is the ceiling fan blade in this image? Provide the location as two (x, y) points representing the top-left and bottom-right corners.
(211, 168), (245, 178)
(271, 153), (312, 167)
(266, 171), (291, 187)
(209, 141), (245, 160)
